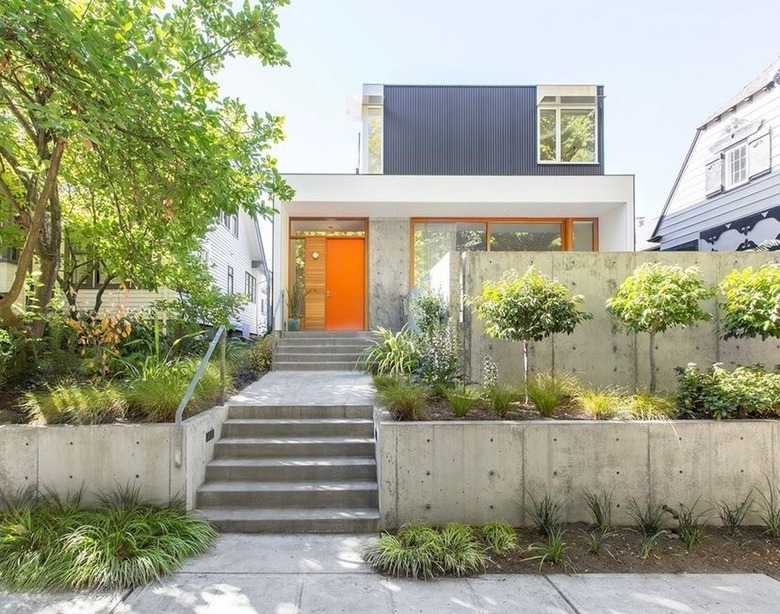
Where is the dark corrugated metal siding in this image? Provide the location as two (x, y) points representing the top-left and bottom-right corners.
(383, 85), (605, 176)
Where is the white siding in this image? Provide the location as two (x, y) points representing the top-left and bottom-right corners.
(666, 86), (780, 216)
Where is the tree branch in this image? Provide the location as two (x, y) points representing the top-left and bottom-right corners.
(0, 173), (22, 213)
(0, 84), (37, 143)
(183, 18), (262, 73)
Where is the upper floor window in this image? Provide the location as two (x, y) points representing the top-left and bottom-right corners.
(724, 142), (748, 189)
(227, 266), (234, 295)
(365, 106), (383, 173)
(537, 86), (598, 164)
(244, 272), (257, 303)
(221, 211), (238, 237)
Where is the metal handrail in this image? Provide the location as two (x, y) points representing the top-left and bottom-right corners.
(173, 325), (227, 468)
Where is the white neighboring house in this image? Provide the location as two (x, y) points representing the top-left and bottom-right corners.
(652, 57), (780, 251)
(0, 209), (271, 336)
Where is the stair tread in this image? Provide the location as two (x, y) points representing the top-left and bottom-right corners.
(224, 418), (372, 425)
(217, 436), (375, 444)
(199, 480), (378, 493)
(197, 507), (379, 519)
(208, 457), (376, 468)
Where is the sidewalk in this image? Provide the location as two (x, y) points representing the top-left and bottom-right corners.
(3, 533), (780, 613)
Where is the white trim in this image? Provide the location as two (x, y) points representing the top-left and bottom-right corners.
(723, 140), (749, 190)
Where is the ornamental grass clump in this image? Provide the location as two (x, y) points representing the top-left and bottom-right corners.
(485, 383), (516, 418)
(478, 522), (519, 555)
(23, 380), (128, 425)
(576, 386), (621, 420)
(444, 385), (481, 418)
(525, 372), (577, 417)
(0, 488), (217, 591)
(377, 380), (427, 421)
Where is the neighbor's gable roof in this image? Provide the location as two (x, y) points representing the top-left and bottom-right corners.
(699, 56), (780, 128)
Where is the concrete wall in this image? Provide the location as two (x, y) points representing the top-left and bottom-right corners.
(462, 251), (780, 391)
(0, 406), (227, 508)
(369, 218), (410, 330)
(378, 419), (780, 529)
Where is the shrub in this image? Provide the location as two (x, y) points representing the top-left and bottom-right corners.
(248, 335), (274, 372)
(377, 380), (427, 421)
(413, 326), (461, 388)
(478, 522), (518, 555)
(719, 264), (780, 341)
(525, 372), (576, 416)
(444, 385), (481, 418)
(23, 381), (128, 425)
(437, 523), (487, 576)
(0, 488), (217, 590)
(485, 383), (516, 418)
(361, 327), (418, 375)
(676, 363), (780, 419)
(470, 267), (591, 387)
(410, 286), (449, 334)
(576, 386), (621, 419)
(607, 263), (714, 391)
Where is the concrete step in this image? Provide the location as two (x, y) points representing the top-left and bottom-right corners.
(273, 361), (361, 371)
(274, 352), (364, 363)
(275, 346), (368, 356)
(196, 480), (378, 508)
(278, 337), (373, 347)
(214, 436), (376, 458)
(227, 405), (374, 419)
(197, 506), (380, 533)
(205, 457), (377, 482)
(281, 331), (373, 339)
(221, 418), (374, 438)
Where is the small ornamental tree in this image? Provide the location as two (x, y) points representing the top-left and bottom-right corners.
(470, 267), (592, 388)
(718, 264), (780, 341)
(606, 263), (714, 391)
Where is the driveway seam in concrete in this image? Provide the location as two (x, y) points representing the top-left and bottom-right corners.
(544, 575), (582, 614)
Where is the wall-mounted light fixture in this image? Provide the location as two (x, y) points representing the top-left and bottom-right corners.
(312, 252), (320, 260)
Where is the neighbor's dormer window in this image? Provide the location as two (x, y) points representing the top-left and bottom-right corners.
(724, 141), (748, 190)
(537, 85), (598, 164)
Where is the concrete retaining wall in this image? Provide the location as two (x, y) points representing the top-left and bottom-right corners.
(378, 419), (780, 529)
(462, 252), (780, 391)
(0, 406), (227, 508)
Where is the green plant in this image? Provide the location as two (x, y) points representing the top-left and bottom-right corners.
(413, 326), (461, 388)
(626, 391), (679, 420)
(372, 373), (407, 392)
(757, 477), (780, 538)
(583, 490), (614, 531)
(524, 491), (563, 536)
(361, 327), (418, 375)
(0, 488), (217, 590)
(248, 335), (274, 372)
(715, 491), (753, 535)
(626, 497), (665, 537)
(676, 363), (780, 419)
(664, 499), (707, 551)
(485, 383), (516, 418)
(444, 385), (481, 418)
(582, 529), (616, 556)
(525, 372), (576, 416)
(286, 282), (309, 319)
(410, 285), (449, 334)
(482, 355), (498, 386)
(437, 523), (487, 576)
(470, 267), (592, 389)
(718, 264), (780, 341)
(576, 387), (621, 419)
(377, 380), (427, 421)
(22, 381), (128, 425)
(524, 528), (571, 570)
(638, 531), (663, 563)
(478, 522), (519, 555)
(607, 263), (714, 391)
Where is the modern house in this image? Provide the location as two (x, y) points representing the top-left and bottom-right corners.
(0, 209), (271, 336)
(272, 84), (635, 332)
(651, 57), (780, 251)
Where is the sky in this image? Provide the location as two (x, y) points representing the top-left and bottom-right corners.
(217, 0), (779, 223)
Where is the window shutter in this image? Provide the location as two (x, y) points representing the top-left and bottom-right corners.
(705, 157), (723, 197)
(748, 131), (771, 179)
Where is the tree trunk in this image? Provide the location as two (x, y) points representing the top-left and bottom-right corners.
(30, 187), (62, 338)
(649, 332), (657, 392)
(0, 139), (65, 328)
(523, 339), (529, 404)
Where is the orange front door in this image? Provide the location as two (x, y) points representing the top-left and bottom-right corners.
(325, 238), (365, 331)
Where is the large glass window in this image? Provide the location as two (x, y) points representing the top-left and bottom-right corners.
(414, 222), (486, 285)
(366, 106), (383, 173)
(490, 223), (561, 251)
(725, 142), (748, 189)
(538, 95), (597, 163)
(572, 221), (596, 252)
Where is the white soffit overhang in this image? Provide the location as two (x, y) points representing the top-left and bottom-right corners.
(536, 84), (598, 104)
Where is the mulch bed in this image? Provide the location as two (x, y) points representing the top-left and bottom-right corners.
(421, 398), (590, 421)
(487, 524), (780, 579)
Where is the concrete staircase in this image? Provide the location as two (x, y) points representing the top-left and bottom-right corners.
(196, 403), (379, 533)
(273, 331), (373, 371)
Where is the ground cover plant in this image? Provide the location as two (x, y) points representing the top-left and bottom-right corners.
(0, 488), (217, 590)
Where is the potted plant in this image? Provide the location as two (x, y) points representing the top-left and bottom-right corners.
(286, 282), (307, 331)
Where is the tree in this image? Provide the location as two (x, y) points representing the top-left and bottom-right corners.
(0, 0), (293, 331)
(718, 263), (780, 341)
(606, 263), (714, 391)
(470, 267), (592, 388)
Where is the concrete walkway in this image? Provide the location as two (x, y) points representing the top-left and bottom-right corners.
(3, 533), (780, 613)
(3, 373), (780, 612)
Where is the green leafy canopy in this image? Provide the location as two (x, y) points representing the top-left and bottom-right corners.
(718, 264), (780, 341)
(470, 267), (592, 343)
(606, 263), (714, 335)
